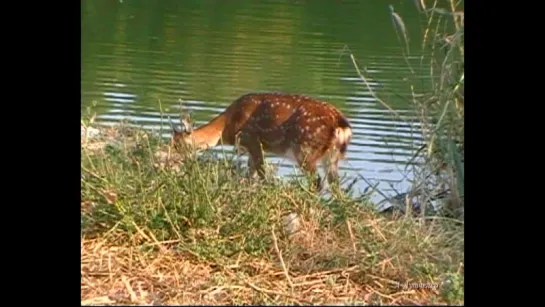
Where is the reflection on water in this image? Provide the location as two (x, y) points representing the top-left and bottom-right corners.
(82, 0), (437, 203)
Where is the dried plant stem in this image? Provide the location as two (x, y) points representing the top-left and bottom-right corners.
(346, 219), (357, 253)
(244, 280), (309, 304)
(271, 229), (294, 290)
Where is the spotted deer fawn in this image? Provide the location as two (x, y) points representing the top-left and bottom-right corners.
(171, 92), (352, 191)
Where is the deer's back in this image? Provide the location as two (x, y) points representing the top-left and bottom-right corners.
(222, 93), (351, 157)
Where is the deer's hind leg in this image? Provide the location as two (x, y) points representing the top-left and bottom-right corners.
(296, 150), (323, 192)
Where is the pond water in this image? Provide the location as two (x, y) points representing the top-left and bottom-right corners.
(82, 0), (445, 205)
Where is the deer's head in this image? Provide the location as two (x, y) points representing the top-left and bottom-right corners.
(171, 114), (195, 149)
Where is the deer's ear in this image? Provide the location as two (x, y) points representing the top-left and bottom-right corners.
(181, 114), (193, 133)
(178, 98), (193, 133)
(172, 125), (182, 135)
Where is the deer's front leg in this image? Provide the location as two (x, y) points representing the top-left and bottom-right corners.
(243, 136), (266, 180)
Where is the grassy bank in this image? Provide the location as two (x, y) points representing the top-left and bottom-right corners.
(81, 121), (463, 305)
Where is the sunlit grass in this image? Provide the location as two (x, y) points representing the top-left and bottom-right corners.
(81, 120), (463, 305)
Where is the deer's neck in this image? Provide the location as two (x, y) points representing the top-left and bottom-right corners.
(187, 112), (228, 150)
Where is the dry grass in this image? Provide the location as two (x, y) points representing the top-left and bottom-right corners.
(81, 212), (463, 305)
(82, 228), (463, 305)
